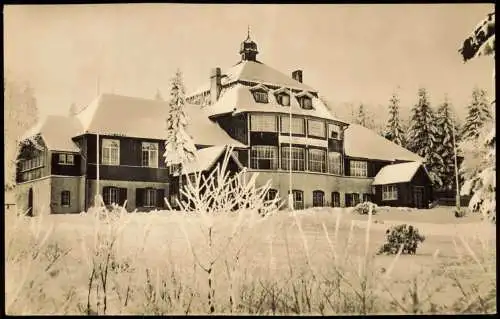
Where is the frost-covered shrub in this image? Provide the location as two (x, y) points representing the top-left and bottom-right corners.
(353, 201), (378, 215)
(377, 224), (425, 255)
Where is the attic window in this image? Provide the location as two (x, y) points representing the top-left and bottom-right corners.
(298, 96), (313, 110)
(276, 93), (290, 106)
(253, 91), (268, 103)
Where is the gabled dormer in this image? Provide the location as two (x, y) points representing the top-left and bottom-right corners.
(295, 91), (314, 110)
(273, 87), (291, 106)
(249, 83), (270, 104)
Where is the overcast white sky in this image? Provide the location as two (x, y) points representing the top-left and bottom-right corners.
(4, 4), (495, 121)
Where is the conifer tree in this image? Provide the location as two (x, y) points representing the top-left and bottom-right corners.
(461, 87), (492, 141)
(406, 88), (443, 187)
(355, 103), (367, 127)
(383, 91), (406, 147)
(4, 79), (40, 190)
(435, 95), (458, 190)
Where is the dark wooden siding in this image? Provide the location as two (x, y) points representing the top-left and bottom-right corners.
(237, 149), (249, 167)
(328, 139), (343, 153)
(86, 165), (169, 182)
(250, 132), (279, 146)
(84, 134), (166, 168)
(216, 113), (248, 145)
(51, 153), (82, 176)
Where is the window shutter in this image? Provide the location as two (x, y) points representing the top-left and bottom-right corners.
(102, 186), (110, 205)
(156, 189), (165, 208)
(136, 188), (144, 207)
(119, 188), (128, 206)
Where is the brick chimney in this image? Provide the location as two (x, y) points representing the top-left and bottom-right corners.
(210, 67), (222, 104)
(292, 70), (303, 83)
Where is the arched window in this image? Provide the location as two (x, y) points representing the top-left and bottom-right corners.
(331, 192), (340, 207)
(312, 190), (325, 207)
(291, 190), (304, 210)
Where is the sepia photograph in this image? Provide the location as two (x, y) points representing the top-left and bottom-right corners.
(4, 3), (496, 315)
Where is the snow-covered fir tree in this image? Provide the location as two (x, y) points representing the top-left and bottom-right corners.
(461, 87), (492, 141)
(406, 88), (443, 187)
(4, 79), (40, 190)
(355, 103), (367, 126)
(458, 10), (495, 223)
(435, 95), (458, 190)
(164, 69), (197, 174)
(383, 91), (406, 147)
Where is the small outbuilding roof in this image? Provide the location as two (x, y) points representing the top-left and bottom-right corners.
(181, 145), (243, 175)
(21, 115), (83, 152)
(344, 123), (423, 162)
(372, 161), (430, 185)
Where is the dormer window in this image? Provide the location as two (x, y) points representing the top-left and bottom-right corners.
(295, 91), (314, 110)
(274, 87), (291, 106)
(250, 83), (270, 104)
(276, 94), (290, 106)
(253, 91), (268, 103)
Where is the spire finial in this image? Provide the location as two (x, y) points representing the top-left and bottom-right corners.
(247, 25), (251, 40)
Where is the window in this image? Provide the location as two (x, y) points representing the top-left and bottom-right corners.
(61, 191), (70, 207)
(352, 193), (361, 206)
(169, 163), (182, 175)
(312, 190), (325, 207)
(382, 185), (398, 201)
(276, 93), (290, 106)
(265, 189), (278, 202)
(363, 193), (371, 202)
(308, 120), (326, 138)
(328, 124), (341, 139)
(308, 148), (326, 173)
(142, 142), (158, 168)
(328, 152), (342, 175)
(58, 154), (66, 164)
(253, 91), (269, 103)
(298, 96), (313, 109)
(250, 114), (277, 132)
(102, 139), (120, 165)
(250, 146), (278, 169)
(281, 116), (305, 135)
(103, 187), (120, 205)
(144, 188), (157, 207)
(331, 192), (340, 207)
(350, 160), (368, 177)
(281, 147), (305, 171)
(67, 154), (74, 165)
(291, 190), (304, 210)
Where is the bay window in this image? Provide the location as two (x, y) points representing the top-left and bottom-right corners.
(250, 145), (278, 169)
(328, 152), (342, 175)
(281, 116), (305, 135)
(250, 114), (277, 132)
(281, 146), (305, 171)
(307, 120), (326, 138)
(308, 148), (326, 173)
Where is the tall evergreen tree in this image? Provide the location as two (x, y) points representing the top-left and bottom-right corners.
(164, 69), (197, 175)
(461, 87), (492, 141)
(4, 79), (39, 190)
(435, 95), (458, 190)
(383, 92), (406, 146)
(406, 88), (443, 187)
(355, 103), (367, 126)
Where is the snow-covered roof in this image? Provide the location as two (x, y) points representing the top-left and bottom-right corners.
(372, 161), (429, 185)
(204, 83), (347, 123)
(76, 93), (246, 148)
(21, 115), (82, 152)
(181, 145), (243, 175)
(344, 123), (423, 162)
(188, 60), (315, 97)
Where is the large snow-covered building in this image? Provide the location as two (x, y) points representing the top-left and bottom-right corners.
(15, 32), (433, 215)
